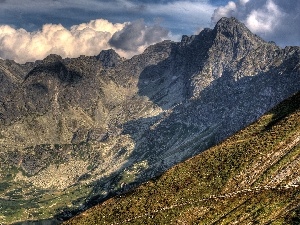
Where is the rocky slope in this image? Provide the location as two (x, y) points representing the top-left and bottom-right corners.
(64, 91), (300, 225)
(0, 17), (299, 224)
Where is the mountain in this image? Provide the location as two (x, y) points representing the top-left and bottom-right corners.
(64, 91), (300, 225)
(0, 17), (299, 224)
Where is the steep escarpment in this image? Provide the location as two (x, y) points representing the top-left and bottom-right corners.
(0, 17), (299, 224)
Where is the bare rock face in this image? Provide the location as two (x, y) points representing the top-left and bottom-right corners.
(0, 17), (299, 224)
(96, 49), (124, 68)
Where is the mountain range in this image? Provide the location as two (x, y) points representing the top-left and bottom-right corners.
(0, 17), (299, 224)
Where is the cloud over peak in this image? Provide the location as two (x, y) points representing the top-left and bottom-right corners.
(109, 19), (169, 52)
(0, 0), (299, 63)
(212, 0), (300, 47)
(0, 19), (170, 63)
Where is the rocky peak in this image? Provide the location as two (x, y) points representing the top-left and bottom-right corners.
(96, 49), (123, 68)
(25, 53), (83, 85)
(42, 54), (63, 64)
(213, 17), (266, 50)
(139, 40), (177, 66)
(180, 35), (197, 46)
(180, 28), (213, 47)
(142, 40), (175, 56)
(215, 17), (253, 35)
(183, 17), (282, 98)
(27, 54), (64, 75)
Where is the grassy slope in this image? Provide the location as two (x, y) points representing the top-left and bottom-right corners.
(64, 92), (300, 225)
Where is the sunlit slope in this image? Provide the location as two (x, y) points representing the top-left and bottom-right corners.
(65, 91), (300, 225)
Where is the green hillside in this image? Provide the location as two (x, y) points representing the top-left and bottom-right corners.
(65, 91), (300, 225)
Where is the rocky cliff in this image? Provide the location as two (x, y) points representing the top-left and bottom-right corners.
(0, 17), (299, 224)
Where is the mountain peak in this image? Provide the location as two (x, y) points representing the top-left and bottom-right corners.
(216, 17), (240, 26)
(215, 17), (248, 34)
(213, 17), (265, 44)
(215, 17), (247, 31)
(97, 49), (119, 58)
(42, 54), (63, 64)
(96, 49), (122, 67)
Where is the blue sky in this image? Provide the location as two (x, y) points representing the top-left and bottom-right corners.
(0, 0), (299, 63)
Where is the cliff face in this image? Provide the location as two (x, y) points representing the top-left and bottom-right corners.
(0, 17), (299, 224)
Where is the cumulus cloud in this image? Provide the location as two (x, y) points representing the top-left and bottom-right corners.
(0, 18), (171, 63)
(109, 19), (169, 54)
(212, 0), (300, 47)
(0, 19), (124, 63)
(0, 0), (215, 41)
(211, 1), (237, 20)
(245, 0), (282, 33)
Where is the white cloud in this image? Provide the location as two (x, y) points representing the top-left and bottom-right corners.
(211, 1), (237, 22)
(0, 0), (216, 46)
(0, 18), (172, 63)
(109, 19), (169, 53)
(245, 0), (283, 33)
(239, 0), (250, 5)
(212, 0), (300, 47)
(1, 0), (298, 63)
(0, 19), (125, 63)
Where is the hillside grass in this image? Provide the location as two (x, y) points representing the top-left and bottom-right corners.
(64, 92), (300, 225)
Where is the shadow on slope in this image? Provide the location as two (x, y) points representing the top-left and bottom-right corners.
(11, 30), (300, 224)
(57, 49), (299, 223)
(25, 55), (83, 84)
(63, 91), (300, 225)
(264, 89), (300, 131)
(49, 38), (300, 222)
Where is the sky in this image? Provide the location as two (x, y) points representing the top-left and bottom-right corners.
(0, 0), (299, 63)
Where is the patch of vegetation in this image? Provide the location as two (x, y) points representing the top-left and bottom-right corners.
(0, 182), (10, 192)
(64, 91), (300, 225)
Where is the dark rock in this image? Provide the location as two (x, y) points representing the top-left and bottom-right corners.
(96, 49), (123, 67)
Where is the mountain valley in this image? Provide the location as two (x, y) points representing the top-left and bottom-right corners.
(0, 17), (299, 224)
